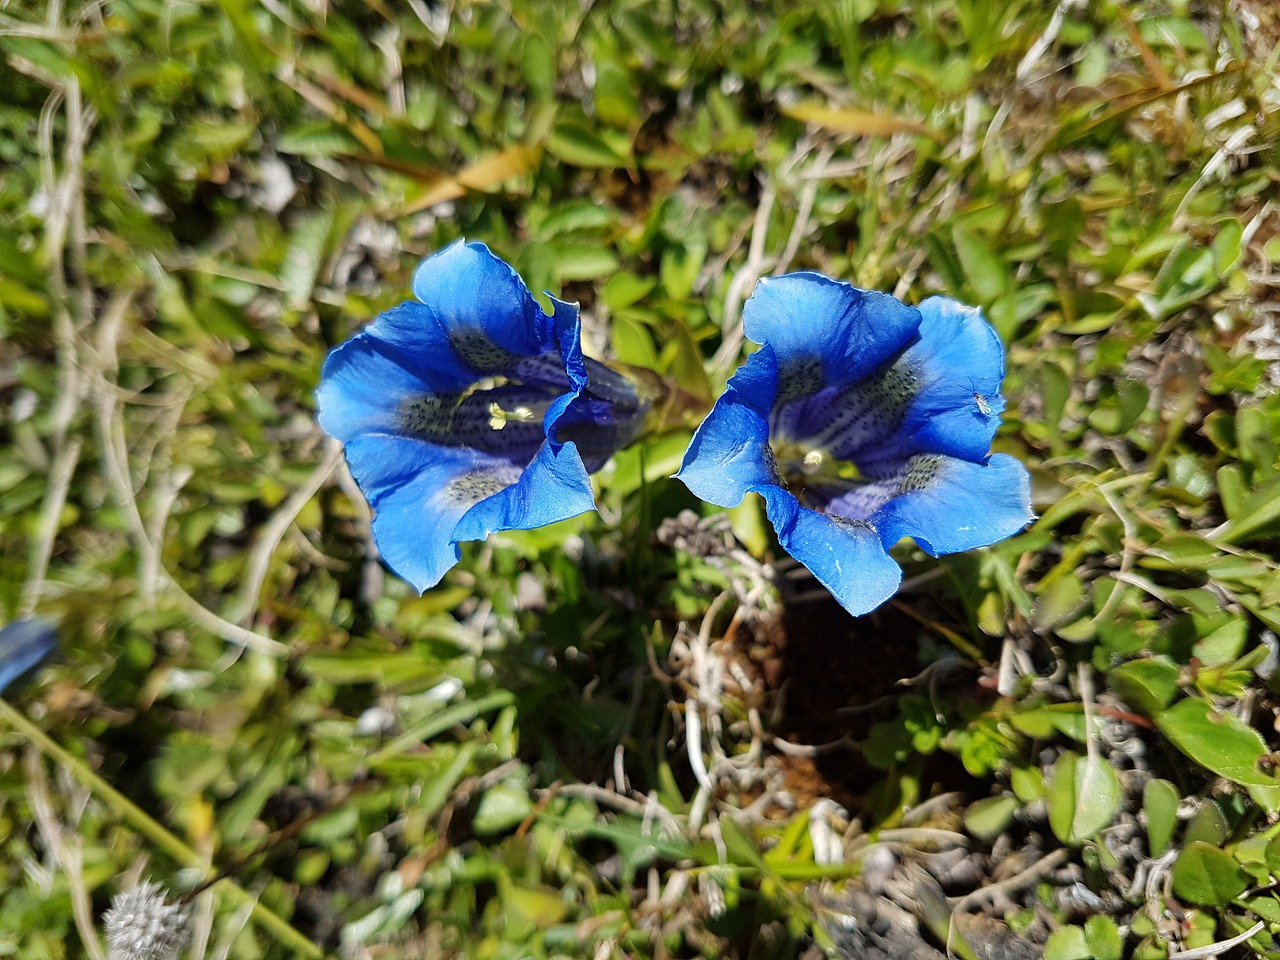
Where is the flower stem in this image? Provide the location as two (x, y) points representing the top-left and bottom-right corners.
(0, 698), (324, 959)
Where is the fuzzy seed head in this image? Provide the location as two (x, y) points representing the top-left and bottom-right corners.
(102, 882), (190, 960)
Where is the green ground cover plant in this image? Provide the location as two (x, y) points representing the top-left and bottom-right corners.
(2, 0), (1279, 957)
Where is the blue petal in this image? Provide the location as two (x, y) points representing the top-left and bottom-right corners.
(316, 332), (438, 442)
(852, 297), (1007, 466)
(344, 434), (593, 592)
(555, 356), (651, 472)
(546, 295), (588, 396)
(675, 347), (780, 508)
(541, 295), (650, 471)
(318, 334), (556, 462)
(541, 294), (589, 441)
(814, 478), (901, 522)
(873, 453), (1034, 556)
(555, 395), (647, 473)
(344, 436), (498, 591)
(365, 300), (495, 389)
(402, 240), (555, 371)
(453, 440), (596, 544)
(758, 487), (903, 617)
(0, 619), (56, 695)
(742, 273), (920, 399)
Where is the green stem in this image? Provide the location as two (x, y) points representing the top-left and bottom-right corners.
(0, 698), (324, 959)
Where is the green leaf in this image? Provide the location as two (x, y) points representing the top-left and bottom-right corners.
(536, 200), (617, 237)
(1009, 703), (1087, 742)
(1109, 658), (1180, 715)
(663, 322), (713, 403)
(1193, 620), (1248, 666)
(1044, 925), (1091, 960)
(546, 122), (630, 168)
(660, 241), (707, 301)
(1156, 698), (1280, 787)
(1139, 16), (1208, 51)
(611, 314), (659, 369)
(1183, 800), (1229, 847)
(1211, 218), (1245, 273)
(1010, 765), (1046, 803)
(549, 243), (620, 281)
(718, 816), (768, 871)
(1243, 893), (1280, 923)
(278, 123), (362, 157)
(1216, 474), (1280, 545)
(0, 279), (50, 318)
(1244, 783), (1280, 819)
(1267, 835), (1280, 876)
(1171, 841), (1248, 907)
(539, 811), (694, 886)
(593, 59), (640, 128)
(601, 273), (657, 311)
(520, 34), (555, 99)
(301, 651), (443, 686)
(501, 882), (569, 937)
(1048, 751), (1122, 845)
(952, 226), (1009, 302)
(964, 795), (1019, 843)
(1143, 779), (1180, 857)
(281, 208), (335, 309)
(473, 784), (534, 836)
(1084, 915), (1123, 960)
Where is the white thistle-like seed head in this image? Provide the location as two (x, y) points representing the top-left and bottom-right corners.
(101, 881), (190, 960)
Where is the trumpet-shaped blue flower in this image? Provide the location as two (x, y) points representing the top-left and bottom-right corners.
(677, 273), (1033, 616)
(319, 241), (647, 592)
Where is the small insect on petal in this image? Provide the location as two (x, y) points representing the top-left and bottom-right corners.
(966, 378), (993, 417)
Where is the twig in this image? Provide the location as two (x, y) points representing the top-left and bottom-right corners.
(686, 592), (732, 831)
(20, 435), (83, 617)
(87, 291), (287, 657)
(334, 457), (383, 604)
(547, 783), (683, 837)
(775, 144), (833, 274)
(21, 73), (95, 618)
(1015, 0), (1077, 84)
(948, 848), (1070, 912)
(1172, 125), (1254, 230)
(231, 439), (343, 627)
(171, 584), (289, 657)
(1169, 921), (1266, 958)
(1088, 479), (1140, 630)
(189, 887), (216, 960)
(710, 179), (775, 376)
(24, 751), (108, 960)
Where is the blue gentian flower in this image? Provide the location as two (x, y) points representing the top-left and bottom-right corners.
(318, 241), (647, 592)
(0, 618), (56, 695)
(676, 273), (1033, 616)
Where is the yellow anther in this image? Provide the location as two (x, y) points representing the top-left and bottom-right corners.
(488, 402), (537, 430)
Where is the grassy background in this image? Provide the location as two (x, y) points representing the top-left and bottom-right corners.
(2, 0), (1280, 957)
